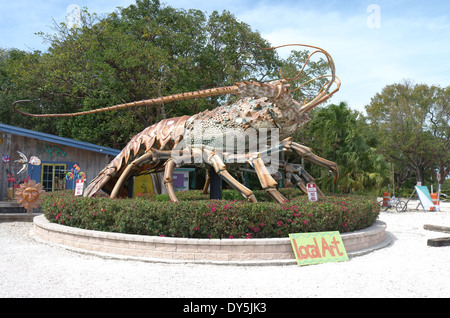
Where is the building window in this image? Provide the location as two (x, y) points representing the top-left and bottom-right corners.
(41, 163), (67, 192)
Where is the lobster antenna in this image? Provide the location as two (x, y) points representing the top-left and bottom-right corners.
(12, 85), (239, 118)
(13, 43), (339, 118)
(260, 43), (340, 114)
(280, 49), (322, 82)
(260, 43), (336, 90)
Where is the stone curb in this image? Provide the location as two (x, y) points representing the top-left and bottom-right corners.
(33, 215), (391, 265)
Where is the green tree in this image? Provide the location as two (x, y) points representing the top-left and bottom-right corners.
(2, 0), (280, 149)
(0, 49), (44, 129)
(298, 102), (390, 193)
(366, 80), (449, 187)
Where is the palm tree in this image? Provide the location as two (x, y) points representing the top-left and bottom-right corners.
(301, 102), (390, 193)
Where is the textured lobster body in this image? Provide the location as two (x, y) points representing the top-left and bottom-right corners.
(84, 80), (318, 198)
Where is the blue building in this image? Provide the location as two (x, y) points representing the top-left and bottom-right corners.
(0, 123), (119, 200)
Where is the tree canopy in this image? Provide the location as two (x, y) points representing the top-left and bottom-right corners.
(295, 102), (391, 194)
(2, 0), (281, 148)
(366, 80), (449, 187)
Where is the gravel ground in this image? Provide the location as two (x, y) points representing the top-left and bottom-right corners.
(1, 200), (450, 298)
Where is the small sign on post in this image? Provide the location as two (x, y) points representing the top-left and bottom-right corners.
(307, 182), (318, 202)
(75, 178), (84, 196)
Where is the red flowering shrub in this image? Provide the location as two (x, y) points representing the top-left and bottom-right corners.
(41, 189), (379, 239)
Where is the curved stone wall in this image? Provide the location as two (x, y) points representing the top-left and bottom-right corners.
(33, 215), (390, 265)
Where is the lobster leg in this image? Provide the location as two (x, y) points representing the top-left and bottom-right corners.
(290, 173), (308, 194)
(202, 171), (210, 195)
(287, 164), (325, 197)
(250, 156), (288, 203)
(298, 166), (324, 196)
(284, 141), (338, 184)
(281, 141), (338, 197)
(163, 158), (178, 202)
(206, 151), (257, 202)
(217, 138), (289, 203)
(110, 151), (154, 198)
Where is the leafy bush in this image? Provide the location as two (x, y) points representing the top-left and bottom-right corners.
(41, 189), (380, 239)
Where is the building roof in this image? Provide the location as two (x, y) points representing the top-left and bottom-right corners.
(0, 123), (120, 156)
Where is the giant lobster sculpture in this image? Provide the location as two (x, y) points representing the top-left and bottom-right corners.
(13, 44), (340, 203)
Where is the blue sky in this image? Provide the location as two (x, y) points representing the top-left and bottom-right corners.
(1, 0), (449, 113)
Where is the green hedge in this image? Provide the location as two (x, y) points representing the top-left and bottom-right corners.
(41, 189), (380, 239)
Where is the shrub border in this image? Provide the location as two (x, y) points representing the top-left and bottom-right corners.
(33, 215), (390, 265)
(41, 189), (381, 239)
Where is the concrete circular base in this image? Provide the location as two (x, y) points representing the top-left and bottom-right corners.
(33, 215), (391, 265)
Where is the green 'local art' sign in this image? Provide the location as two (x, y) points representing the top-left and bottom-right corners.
(289, 231), (348, 266)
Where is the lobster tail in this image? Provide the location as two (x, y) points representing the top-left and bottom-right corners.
(83, 156), (128, 197)
(83, 116), (190, 198)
